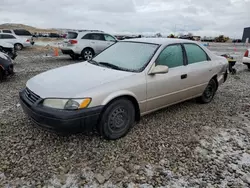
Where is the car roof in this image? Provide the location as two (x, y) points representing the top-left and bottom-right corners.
(123, 38), (197, 45)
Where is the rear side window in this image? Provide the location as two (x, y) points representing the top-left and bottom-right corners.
(156, 44), (184, 68)
(2, 30), (11, 33)
(14, 29), (32, 36)
(184, 44), (209, 64)
(67, 32), (78, 39)
(0, 34), (16, 39)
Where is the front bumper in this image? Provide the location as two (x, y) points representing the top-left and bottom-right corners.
(19, 89), (103, 134)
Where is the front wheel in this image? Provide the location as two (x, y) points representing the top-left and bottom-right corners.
(98, 99), (135, 140)
(197, 79), (217, 104)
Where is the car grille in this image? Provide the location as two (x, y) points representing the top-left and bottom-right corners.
(24, 88), (41, 104)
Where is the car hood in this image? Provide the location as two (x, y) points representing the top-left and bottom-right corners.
(26, 62), (135, 98)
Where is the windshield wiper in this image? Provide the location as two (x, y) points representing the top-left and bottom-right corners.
(98, 62), (124, 71)
(87, 59), (99, 65)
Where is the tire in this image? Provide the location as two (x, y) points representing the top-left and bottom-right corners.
(0, 68), (4, 82)
(14, 43), (23, 51)
(81, 48), (94, 61)
(98, 98), (135, 140)
(197, 79), (217, 104)
(70, 54), (80, 60)
(247, 64), (250, 70)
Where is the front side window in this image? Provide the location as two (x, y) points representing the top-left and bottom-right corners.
(92, 42), (159, 72)
(184, 43), (208, 64)
(156, 44), (184, 68)
(104, 34), (116, 42)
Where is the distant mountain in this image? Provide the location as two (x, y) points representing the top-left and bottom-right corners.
(0, 23), (59, 33)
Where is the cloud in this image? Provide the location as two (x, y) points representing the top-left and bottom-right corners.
(0, 0), (249, 38)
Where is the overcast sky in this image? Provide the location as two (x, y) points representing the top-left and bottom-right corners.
(0, 0), (249, 37)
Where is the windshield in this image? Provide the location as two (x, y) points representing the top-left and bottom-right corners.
(92, 42), (159, 72)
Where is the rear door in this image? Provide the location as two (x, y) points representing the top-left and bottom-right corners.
(182, 43), (214, 96)
(0, 34), (16, 45)
(87, 33), (107, 54)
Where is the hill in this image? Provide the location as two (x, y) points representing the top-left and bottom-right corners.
(0, 23), (59, 33)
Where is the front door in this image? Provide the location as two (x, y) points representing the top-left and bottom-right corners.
(146, 44), (189, 113)
(103, 34), (116, 49)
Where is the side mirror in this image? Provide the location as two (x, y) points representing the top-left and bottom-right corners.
(149, 65), (169, 75)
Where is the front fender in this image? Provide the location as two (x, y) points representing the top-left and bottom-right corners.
(101, 90), (138, 106)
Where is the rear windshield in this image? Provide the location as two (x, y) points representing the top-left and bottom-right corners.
(14, 29), (32, 36)
(67, 32), (78, 39)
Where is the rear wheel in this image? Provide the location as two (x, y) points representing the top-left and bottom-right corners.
(98, 98), (135, 140)
(81, 48), (94, 61)
(14, 43), (23, 51)
(247, 64), (250, 70)
(197, 79), (217, 104)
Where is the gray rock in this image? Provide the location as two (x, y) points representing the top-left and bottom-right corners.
(103, 170), (113, 180)
(115, 167), (127, 175)
(241, 175), (250, 185)
(95, 174), (106, 184)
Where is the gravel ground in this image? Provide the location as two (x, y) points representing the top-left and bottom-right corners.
(0, 44), (250, 187)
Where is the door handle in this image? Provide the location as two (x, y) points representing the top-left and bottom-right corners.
(181, 74), (187, 79)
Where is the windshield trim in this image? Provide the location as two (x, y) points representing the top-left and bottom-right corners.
(92, 41), (161, 73)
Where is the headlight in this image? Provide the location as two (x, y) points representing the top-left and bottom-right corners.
(42, 98), (91, 110)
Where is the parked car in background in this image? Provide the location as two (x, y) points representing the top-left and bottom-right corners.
(0, 29), (34, 49)
(49, 33), (61, 38)
(19, 38), (228, 140)
(243, 49), (250, 69)
(61, 30), (117, 60)
(0, 41), (17, 60)
(0, 51), (14, 81)
(0, 33), (33, 51)
(232, 39), (242, 43)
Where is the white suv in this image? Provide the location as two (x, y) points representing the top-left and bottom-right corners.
(61, 30), (117, 60)
(0, 29), (34, 50)
(0, 33), (33, 51)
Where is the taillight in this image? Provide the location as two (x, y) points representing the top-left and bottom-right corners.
(69, 40), (77, 44)
(244, 50), (249, 57)
(26, 39), (30, 42)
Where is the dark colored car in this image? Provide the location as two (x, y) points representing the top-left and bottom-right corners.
(49, 33), (61, 38)
(0, 52), (14, 81)
(0, 46), (17, 60)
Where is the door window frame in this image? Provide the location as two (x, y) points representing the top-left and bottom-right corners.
(154, 43), (186, 68)
(104, 34), (116, 42)
(182, 43), (211, 65)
